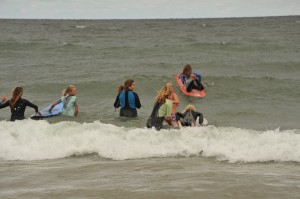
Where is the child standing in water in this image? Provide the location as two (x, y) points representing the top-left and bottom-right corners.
(114, 79), (141, 117)
(49, 85), (78, 116)
(0, 87), (40, 121)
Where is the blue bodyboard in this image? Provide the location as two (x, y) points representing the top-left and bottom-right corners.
(31, 102), (64, 119)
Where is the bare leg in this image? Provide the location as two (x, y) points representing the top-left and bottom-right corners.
(178, 121), (183, 128)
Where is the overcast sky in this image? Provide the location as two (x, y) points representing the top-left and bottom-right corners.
(0, 0), (299, 19)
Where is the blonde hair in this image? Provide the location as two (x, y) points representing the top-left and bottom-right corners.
(183, 104), (196, 114)
(166, 82), (173, 91)
(10, 87), (23, 108)
(156, 85), (172, 104)
(62, 85), (76, 96)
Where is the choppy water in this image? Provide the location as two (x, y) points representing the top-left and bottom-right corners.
(0, 16), (300, 198)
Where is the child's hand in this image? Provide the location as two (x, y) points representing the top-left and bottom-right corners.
(191, 74), (196, 80)
(1, 96), (7, 102)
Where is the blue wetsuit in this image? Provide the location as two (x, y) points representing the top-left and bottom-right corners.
(0, 98), (39, 121)
(114, 90), (141, 117)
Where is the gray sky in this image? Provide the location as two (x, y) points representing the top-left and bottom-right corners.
(1, 0), (299, 19)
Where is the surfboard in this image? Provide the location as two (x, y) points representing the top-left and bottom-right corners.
(175, 75), (206, 98)
(31, 102), (63, 119)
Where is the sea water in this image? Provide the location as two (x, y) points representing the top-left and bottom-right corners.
(0, 16), (300, 198)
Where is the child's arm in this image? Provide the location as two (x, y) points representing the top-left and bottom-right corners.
(114, 93), (121, 108)
(171, 93), (179, 106)
(193, 72), (202, 80)
(49, 99), (61, 112)
(0, 100), (9, 109)
(74, 104), (78, 116)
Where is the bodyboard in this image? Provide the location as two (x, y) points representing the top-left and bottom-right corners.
(175, 75), (206, 98)
(31, 102), (63, 119)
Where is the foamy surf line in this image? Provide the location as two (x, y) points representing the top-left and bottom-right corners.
(0, 120), (299, 162)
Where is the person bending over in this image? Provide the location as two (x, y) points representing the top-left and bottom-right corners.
(176, 104), (204, 128)
(146, 85), (173, 130)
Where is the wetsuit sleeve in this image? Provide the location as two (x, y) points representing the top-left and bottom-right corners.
(0, 100), (10, 109)
(175, 112), (184, 121)
(195, 111), (204, 125)
(180, 74), (185, 84)
(194, 72), (202, 80)
(114, 93), (121, 108)
(24, 99), (39, 112)
(133, 92), (141, 108)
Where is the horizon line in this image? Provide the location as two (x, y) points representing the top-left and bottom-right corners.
(0, 15), (299, 21)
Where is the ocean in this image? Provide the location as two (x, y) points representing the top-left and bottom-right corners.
(0, 16), (300, 198)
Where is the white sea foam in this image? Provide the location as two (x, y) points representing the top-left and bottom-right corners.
(0, 120), (299, 162)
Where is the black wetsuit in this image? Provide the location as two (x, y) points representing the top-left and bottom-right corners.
(176, 110), (204, 126)
(0, 98), (38, 121)
(146, 103), (164, 131)
(186, 78), (205, 92)
(114, 90), (141, 117)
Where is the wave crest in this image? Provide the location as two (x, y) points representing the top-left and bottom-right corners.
(0, 120), (299, 163)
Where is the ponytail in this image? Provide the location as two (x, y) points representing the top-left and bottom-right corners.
(117, 85), (124, 93)
(10, 87), (23, 108)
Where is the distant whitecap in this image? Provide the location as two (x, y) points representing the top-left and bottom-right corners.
(75, 25), (86, 28)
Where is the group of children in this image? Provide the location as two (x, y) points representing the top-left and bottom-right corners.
(0, 85), (78, 121)
(1, 64), (205, 130)
(114, 64), (206, 130)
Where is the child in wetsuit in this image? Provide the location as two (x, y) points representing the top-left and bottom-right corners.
(114, 79), (141, 117)
(49, 85), (78, 116)
(176, 104), (204, 128)
(146, 85), (173, 130)
(0, 87), (40, 121)
(180, 64), (205, 92)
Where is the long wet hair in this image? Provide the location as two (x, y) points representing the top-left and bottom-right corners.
(62, 85), (76, 96)
(155, 85), (172, 104)
(117, 85), (124, 93)
(182, 64), (192, 77)
(10, 87), (23, 108)
(165, 82), (174, 94)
